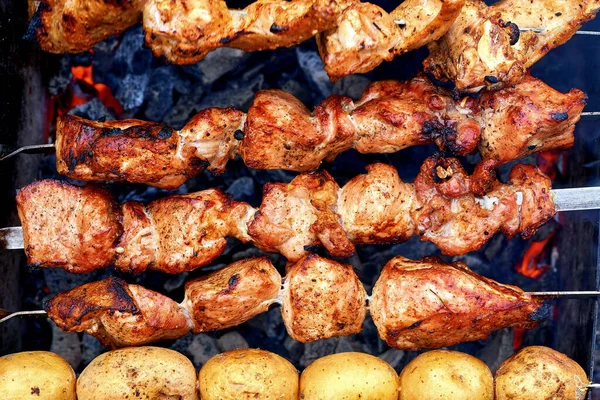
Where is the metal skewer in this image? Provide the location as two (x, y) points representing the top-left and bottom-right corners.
(2, 290), (599, 324)
(393, 20), (600, 36)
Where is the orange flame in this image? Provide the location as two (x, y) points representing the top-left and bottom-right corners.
(71, 65), (123, 115)
(535, 150), (565, 180)
(514, 234), (554, 279)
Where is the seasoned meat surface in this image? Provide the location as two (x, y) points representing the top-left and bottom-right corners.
(479, 75), (587, 166)
(425, 0), (600, 91)
(280, 255), (366, 342)
(16, 180), (121, 273)
(45, 276), (190, 348)
(29, 0), (144, 53)
(55, 75), (581, 188)
(370, 256), (546, 350)
(183, 257), (281, 333)
(413, 156), (556, 255)
(317, 0), (464, 80)
(337, 163), (417, 244)
(248, 171), (355, 260)
(30, 0), (350, 63)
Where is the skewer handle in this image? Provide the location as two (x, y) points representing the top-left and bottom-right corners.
(0, 143), (55, 162)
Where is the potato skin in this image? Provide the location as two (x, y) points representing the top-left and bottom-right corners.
(495, 346), (589, 400)
(199, 348), (299, 399)
(0, 351), (76, 400)
(399, 350), (493, 400)
(77, 346), (198, 400)
(300, 352), (399, 400)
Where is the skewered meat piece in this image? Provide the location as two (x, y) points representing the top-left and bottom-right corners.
(16, 155), (557, 272)
(56, 74), (583, 189)
(44, 255), (549, 349)
(29, 0), (351, 63)
(413, 155), (555, 256)
(16, 180), (122, 274)
(17, 180), (253, 274)
(478, 75), (586, 166)
(28, 0), (145, 54)
(316, 0), (464, 80)
(280, 254), (367, 342)
(424, 0), (600, 91)
(44, 276), (190, 348)
(145, 0), (350, 64)
(370, 256), (547, 350)
(182, 257), (281, 333)
(248, 171), (355, 260)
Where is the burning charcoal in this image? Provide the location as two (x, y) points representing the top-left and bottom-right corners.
(476, 329), (515, 372)
(379, 348), (405, 369)
(67, 98), (116, 121)
(284, 336), (304, 363)
(92, 37), (120, 90)
(225, 177), (256, 203)
(197, 73), (265, 111)
(48, 56), (73, 96)
(113, 26), (147, 75)
(299, 337), (351, 367)
(162, 272), (190, 293)
(217, 332), (249, 352)
(187, 334), (220, 366)
(296, 47), (332, 103)
(116, 73), (150, 112)
(81, 333), (104, 365)
(182, 48), (249, 85)
(50, 324), (82, 369)
(279, 78), (312, 106)
(332, 75), (371, 99)
(144, 67), (189, 121)
(163, 84), (206, 129)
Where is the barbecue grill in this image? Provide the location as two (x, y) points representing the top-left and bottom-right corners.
(2, 0), (600, 398)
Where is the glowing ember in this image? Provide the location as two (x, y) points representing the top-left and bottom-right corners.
(513, 327), (525, 350)
(536, 150), (566, 180)
(514, 234), (554, 279)
(71, 65), (123, 115)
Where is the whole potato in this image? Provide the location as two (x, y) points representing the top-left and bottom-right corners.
(77, 346), (198, 400)
(300, 352), (399, 400)
(0, 351), (77, 400)
(199, 348), (298, 399)
(399, 350), (493, 400)
(0, 351), (76, 400)
(495, 346), (589, 400)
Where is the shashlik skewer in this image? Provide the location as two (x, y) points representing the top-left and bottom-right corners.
(0, 155), (568, 273)
(0, 255), (572, 351)
(424, 0), (600, 92)
(0, 74), (586, 189)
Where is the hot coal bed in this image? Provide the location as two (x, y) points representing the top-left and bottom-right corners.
(2, 0), (600, 393)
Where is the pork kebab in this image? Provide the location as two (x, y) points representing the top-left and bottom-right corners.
(5, 155), (565, 274)
(5, 74), (585, 189)
(9, 255), (550, 351)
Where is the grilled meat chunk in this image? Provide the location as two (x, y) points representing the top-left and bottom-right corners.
(56, 109), (244, 190)
(28, 0), (144, 53)
(413, 156), (556, 256)
(54, 75), (581, 187)
(280, 255), (366, 342)
(30, 0), (350, 63)
(425, 0), (600, 91)
(317, 0), (464, 80)
(479, 75), (587, 166)
(183, 257), (281, 333)
(16, 180), (121, 273)
(248, 171), (355, 261)
(145, 0), (350, 64)
(45, 276), (190, 348)
(370, 256), (547, 350)
(337, 163), (417, 244)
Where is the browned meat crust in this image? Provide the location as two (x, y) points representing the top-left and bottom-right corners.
(280, 254), (366, 342)
(182, 257), (281, 333)
(15, 180), (122, 273)
(29, 0), (351, 63)
(370, 256), (546, 350)
(425, 0), (600, 91)
(55, 75), (583, 188)
(44, 276), (190, 348)
(17, 155), (557, 271)
(317, 0), (465, 80)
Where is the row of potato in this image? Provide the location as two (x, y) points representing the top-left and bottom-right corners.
(0, 345), (589, 399)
